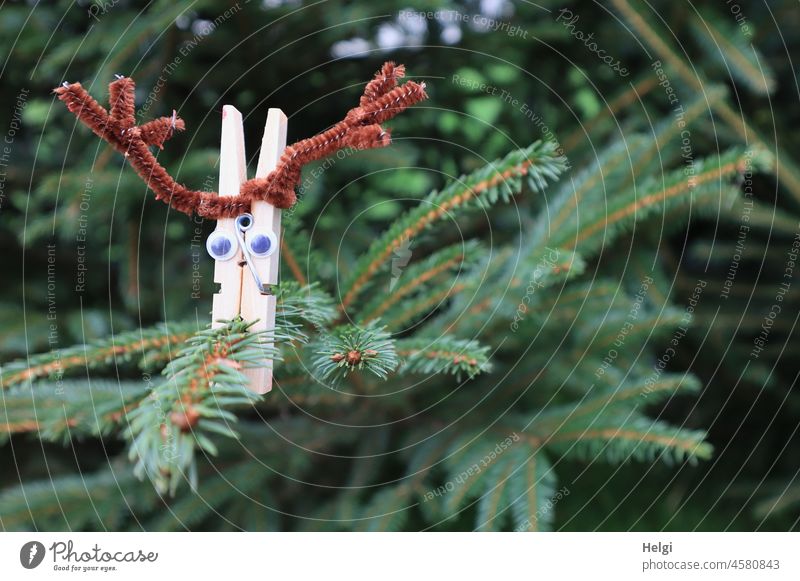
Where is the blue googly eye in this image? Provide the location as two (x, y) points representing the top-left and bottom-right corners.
(247, 230), (277, 257)
(206, 230), (238, 261)
(250, 234), (271, 254)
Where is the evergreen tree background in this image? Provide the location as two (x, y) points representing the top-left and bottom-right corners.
(0, 0), (798, 531)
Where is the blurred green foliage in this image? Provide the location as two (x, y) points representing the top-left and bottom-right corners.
(1, 0), (798, 530)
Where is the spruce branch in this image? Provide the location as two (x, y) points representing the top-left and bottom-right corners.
(0, 462), (160, 531)
(430, 431), (559, 531)
(148, 462), (274, 530)
(475, 456), (517, 531)
(347, 427), (393, 489)
(339, 141), (567, 312)
(634, 85), (729, 173)
(276, 282), (338, 332)
(332, 432), (460, 531)
(583, 309), (687, 351)
(439, 431), (520, 518)
(0, 380), (147, 442)
(0, 284), (331, 395)
(558, 149), (765, 253)
(530, 374), (702, 434)
(383, 281), (468, 331)
(0, 323), (196, 390)
(437, 245), (585, 335)
(611, 0), (698, 86)
(561, 74), (659, 153)
(540, 417), (713, 465)
(754, 483), (800, 520)
(125, 320), (279, 495)
(506, 447), (558, 532)
(353, 485), (415, 532)
(612, 0), (800, 204)
(689, 8), (775, 95)
(543, 115), (738, 254)
(543, 137), (642, 241)
(359, 240), (480, 323)
(396, 337), (491, 379)
(714, 99), (800, 202)
(313, 322), (398, 382)
(526, 281), (618, 326)
(724, 198), (799, 235)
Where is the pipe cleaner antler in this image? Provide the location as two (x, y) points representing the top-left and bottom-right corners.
(54, 62), (427, 219)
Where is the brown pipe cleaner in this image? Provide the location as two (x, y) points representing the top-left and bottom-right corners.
(54, 63), (427, 219)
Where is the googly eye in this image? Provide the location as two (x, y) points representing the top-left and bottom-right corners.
(206, 230), (238, 261)
(247, 230), (278, 257)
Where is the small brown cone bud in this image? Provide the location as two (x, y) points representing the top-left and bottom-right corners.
(170, 406), (200, 433)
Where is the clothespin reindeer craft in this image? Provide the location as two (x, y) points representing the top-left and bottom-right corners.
(54, 62), (427, 394)
(207, 105), (287, 394)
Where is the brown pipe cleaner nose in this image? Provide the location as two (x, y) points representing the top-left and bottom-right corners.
(54, 62), (427, 219)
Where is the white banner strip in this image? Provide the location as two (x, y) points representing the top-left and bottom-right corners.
(1, 532), (797, 580)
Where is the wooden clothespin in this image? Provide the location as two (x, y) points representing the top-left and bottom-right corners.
(207, 106), (287, 394)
